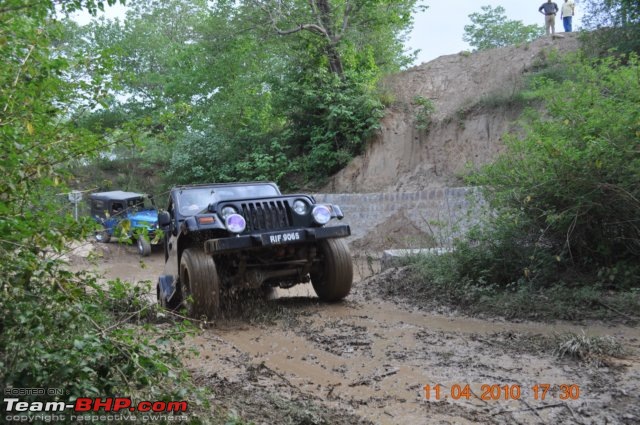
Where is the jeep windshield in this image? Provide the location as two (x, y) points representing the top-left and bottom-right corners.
(177, 184), (279, 216)
(127, 196), (155, 211)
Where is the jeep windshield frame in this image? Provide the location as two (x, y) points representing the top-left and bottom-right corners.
(176, 183), (280, 217)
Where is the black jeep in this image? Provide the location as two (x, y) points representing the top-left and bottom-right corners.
(156, 182), (352, 318)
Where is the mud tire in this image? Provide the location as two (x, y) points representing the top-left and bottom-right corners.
(137, 236), (152, 257)
(311, 238), (353, 302)
(179, 248), (221, 319)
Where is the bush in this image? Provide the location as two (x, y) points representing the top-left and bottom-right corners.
(0, 2), (207, 415)
(274, 68), (385, 184)
(413, 96), (436, 132)
(0, 266), (199, 402)
(581, 0), (640, 55)
(468, 54), (640, 289)
(554, 331), (626, 366)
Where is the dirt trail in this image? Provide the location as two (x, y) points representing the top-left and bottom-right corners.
(70, 243), (640, 424)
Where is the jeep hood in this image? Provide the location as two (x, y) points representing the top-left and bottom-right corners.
(129, 209), (158, 223)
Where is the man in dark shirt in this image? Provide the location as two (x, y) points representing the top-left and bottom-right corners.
(539, 0), (559, 36)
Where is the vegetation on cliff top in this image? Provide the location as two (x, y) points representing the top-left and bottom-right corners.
(407, 0), (640, 320)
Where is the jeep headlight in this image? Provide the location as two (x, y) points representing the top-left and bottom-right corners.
(293, 199), (307, 215)
(312, 205), (331, 225)
(225, 214), (246, 233)
(221, 206), (237, 220)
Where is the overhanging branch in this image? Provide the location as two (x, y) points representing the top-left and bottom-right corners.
(275, 23), (328, 37)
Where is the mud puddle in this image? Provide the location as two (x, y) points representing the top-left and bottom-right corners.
(187, 288), (640, 424)
(72, 242), (640, 424)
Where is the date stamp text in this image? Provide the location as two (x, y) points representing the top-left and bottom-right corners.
(424, 384), (581, 401)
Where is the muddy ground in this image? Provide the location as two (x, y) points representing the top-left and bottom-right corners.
(71, 242), (640, 425)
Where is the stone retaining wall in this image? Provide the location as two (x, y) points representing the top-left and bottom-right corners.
(314, 187), (484, 247)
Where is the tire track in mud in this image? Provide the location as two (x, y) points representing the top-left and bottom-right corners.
(185, 281), (640, 425)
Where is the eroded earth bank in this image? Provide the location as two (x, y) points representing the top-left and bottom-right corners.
(72, 242), (640, 425)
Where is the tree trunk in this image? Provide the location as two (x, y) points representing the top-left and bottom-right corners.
(326, 43), (344, 76)
(315, 0), (344, 78)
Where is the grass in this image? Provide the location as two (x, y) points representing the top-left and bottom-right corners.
(400, 252), (640, 323)
(553, 331), (627, 366)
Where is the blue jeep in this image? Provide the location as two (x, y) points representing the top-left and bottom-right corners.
(89, 191), (160, 256)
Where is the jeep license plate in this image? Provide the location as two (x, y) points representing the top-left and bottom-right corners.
(262, 231), (303, 245)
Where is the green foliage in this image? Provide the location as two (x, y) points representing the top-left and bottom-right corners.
(403, 54), (640, 322)
(0, 0), (206, 411)
(76, 0), (417, 189)
(2, 273), (198, 400)
(426, 53), (640, 295)
(463, 5), (544, 51)
(581, 0), (640, 54)
(273, 68), (385, 183)
(412, 96), (436, 131)
(404, 252), (640, 321)
(470, 54), (640, 287)
(167, 69), (384, 188)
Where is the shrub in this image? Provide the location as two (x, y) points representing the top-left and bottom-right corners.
(554, 331), (626, 366)
(1, 268), (200, 402)
(468, 54), (640, 289)
(413, 96), (436, 132)
(0, 1), (207, 414)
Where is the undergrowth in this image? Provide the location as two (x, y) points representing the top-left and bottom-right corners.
(400, 53), (640, 323)
(402, 252), (640, 323)
(553, 331), (627, 366)
(0, 265), (215, 420)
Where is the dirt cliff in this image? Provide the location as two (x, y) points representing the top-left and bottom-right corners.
(325, 33), (581, 193)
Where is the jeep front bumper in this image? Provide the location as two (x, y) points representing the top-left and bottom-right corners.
(203, 225), (351, 255)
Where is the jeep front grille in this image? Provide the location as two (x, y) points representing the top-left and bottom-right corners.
(241, 201), (292, 231)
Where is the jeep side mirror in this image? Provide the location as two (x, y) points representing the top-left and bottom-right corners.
(158, 211), (171, 227)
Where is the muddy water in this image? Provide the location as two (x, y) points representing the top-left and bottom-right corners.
(71, 242), (640, 424)
(190, 287), (640, 424)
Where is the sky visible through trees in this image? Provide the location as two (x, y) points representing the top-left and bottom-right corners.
(75, 0), (583, 64)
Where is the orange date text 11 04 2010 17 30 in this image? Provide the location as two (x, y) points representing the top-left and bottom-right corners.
(423, 384), (581, 401)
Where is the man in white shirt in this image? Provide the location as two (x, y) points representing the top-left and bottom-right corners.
(561, 0), (576, 32)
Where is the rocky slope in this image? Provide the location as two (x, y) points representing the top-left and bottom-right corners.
(325, 33), (581, 193)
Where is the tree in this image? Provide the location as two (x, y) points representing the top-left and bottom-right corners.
(581, 0), (640, 53)
(0, 0), (199, 405)
(247, 0), (422, 77)
(78, 0), (422, 187)
(468, 54), (640, 288)
(463, 5), (544, 51)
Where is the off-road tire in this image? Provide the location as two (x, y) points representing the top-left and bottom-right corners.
(95, 227), (111, 243)
(137, 236), (152, 257)
(179, 248), (221, 319)
(311, 238), (353, 302)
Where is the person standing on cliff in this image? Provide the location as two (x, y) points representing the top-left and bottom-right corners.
(539, 0), (559, 36)
(561, 0), (576, 32)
